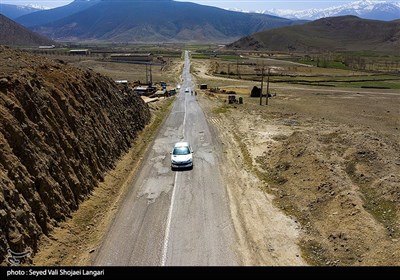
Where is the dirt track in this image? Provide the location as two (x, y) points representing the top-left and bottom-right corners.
(194, 58), (400, 265)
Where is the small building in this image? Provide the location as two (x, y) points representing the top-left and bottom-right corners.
(69, 49), (90, 55)
(39, 45), (55, 49)
(133, 85), (157, 96)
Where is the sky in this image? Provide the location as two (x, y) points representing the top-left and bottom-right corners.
(1, 0), (398, 10)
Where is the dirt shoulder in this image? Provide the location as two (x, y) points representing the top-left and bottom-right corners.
(194, 59), (400, 266)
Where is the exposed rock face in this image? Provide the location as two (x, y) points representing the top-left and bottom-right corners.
(0, 46), (150, 264)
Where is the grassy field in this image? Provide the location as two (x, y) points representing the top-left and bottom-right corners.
(200, 50), (400, 90)
(286, 51), (400, 72)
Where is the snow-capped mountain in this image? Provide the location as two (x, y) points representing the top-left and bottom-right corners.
(231, 1), (400, 21)
(23, 4), (50, 10)
(0, 3), (46, 19)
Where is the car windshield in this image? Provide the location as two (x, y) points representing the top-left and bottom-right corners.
(173, 147), (190, 155)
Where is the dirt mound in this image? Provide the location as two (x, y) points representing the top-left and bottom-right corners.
(0, 46), (150, 264)
(255, 127), (400, 265)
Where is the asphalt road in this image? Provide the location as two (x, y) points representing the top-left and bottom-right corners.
(93, 51), (239, 266)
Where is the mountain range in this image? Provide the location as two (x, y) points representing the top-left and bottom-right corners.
(227, 16), (400, 53)
(2, 0), (399, 23)
(18, 0), (302, 43)
(0, 3), (43, 19)
(2, 0), (398, 45)
(233, 0), (400, 21)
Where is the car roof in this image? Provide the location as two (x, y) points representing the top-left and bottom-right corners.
(174, 142), (190, 147)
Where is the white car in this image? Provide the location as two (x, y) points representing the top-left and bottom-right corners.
(170, 142), (193, 170)
(185, 87), (190, 93)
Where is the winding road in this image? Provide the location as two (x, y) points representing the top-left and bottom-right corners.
(92, 51), (238, 266)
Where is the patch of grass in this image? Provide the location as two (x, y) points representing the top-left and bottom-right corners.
(360, 184), (398, 238)
(346, 160), (399, 238)
(212, 105), (231, 114)
(218, 55), (243, 60)
(255, 157), (288, 185)
(267, 75), (400, 89)
(296, 59), (349, 70)
(300, 240), (329, 266)
(232, 132), (253, 169)
(333, 81), (400, 89)
(191, 53), (214, 59)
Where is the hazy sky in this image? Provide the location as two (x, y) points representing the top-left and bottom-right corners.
(1, 0), (398, 10)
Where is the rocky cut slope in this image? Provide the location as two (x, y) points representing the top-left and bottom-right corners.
(0, 46), (150, 264)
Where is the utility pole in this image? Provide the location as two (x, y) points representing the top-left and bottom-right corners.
(266, 68), (270, 105)
(145, 64), (148, 84)
(260, 66), (264, 106)
(236, 59), (240, 78)
(149, 63), (152, 85)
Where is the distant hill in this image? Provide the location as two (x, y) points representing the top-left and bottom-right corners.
(30, 0), (302, 43)
(0, 14), (55, 46)
(227, 16), (400, 53)
(16, 0), (100, 28)
(0, 3), (42, 20)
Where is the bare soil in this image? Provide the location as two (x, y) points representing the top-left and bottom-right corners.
(193, 58), (400, 266)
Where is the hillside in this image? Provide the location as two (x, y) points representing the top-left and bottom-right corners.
(30, 0), (300, 43)
(0, 14), (55, 46)
(227, 16), (400, 53)
(0, 46), (150, 264)
(0, 3), (41, 20)
(16, 0), (100, 28)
